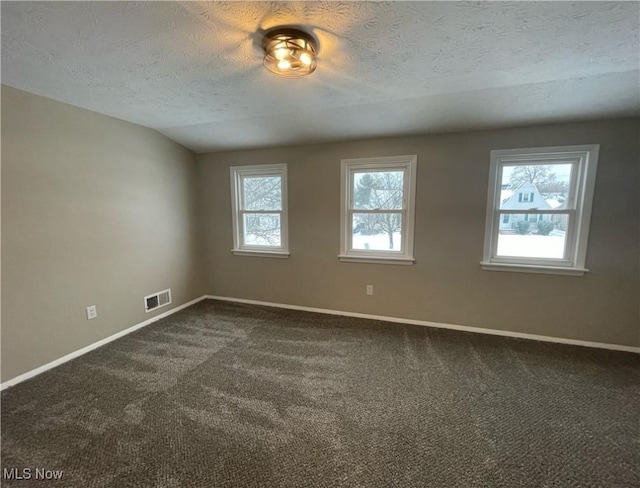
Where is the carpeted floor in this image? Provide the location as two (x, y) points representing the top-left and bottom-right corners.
(1, 299), (639, 487)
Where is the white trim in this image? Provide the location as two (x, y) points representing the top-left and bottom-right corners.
(230, 163), (289, 254)
(0, 295), (208, 391)
(340, 155), (417, 263)
(231, 250), (290, 258)
(338, 255), (415, 265)
(206, 295), (640, 354)
(5, 293), (635, 391)
(480, 262), (588, 276)
(482, 145), (599, 274)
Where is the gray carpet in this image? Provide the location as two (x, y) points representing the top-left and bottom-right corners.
(1, 299), (639, 487)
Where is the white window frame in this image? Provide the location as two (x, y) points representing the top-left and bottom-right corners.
(230, 163), (289, 258)
(481, 145), (599, 276)
(339, 155), (417, 265)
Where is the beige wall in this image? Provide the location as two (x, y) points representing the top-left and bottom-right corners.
(197, 118), (640, 347)
(2, 86), (637, 386)
(1, 86), (205, 382)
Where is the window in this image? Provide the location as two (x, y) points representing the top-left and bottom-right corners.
(339, 155), (417, 265)
(519, 192), (534, 203)
(482, 145), (599, 275)
(230, 164), (289, 257)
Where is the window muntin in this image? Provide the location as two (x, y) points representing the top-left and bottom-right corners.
(482, 146), (599, 275)
(340, 156), (417, 264)
(230, 164), (288, 256)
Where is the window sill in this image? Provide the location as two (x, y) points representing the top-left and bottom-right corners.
(231, 250), (290, 259)
(480, 262), (588, 276)
(338, 255), (415, 266)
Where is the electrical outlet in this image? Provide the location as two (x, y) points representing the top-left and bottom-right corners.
(86, 305), (97, 320)
(366, 285), (373, 296)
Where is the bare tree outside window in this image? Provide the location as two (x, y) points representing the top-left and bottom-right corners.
(498, 163), (573, 259)
(242, 176), (282, 246)
(483, 146), (599, 275)
(353, 171), (404, 250)
(509, 164), (555, 187)
(508, 165), (569, 193)
(231, 164), (288, 255)
(340, 155), (416, 264)
(243, 177), (281, 210)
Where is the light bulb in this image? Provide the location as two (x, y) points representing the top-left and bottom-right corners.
(274, 48), (288, 60)
(299, 52), (312, 66)
(277, 59), (291, 71)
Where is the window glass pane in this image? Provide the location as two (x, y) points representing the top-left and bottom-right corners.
(500, 164), (572, 210)
(352, 213), (402, 251)
(497, 213), (567, 259)
(243, 176), (282, 211)
(243, 213), (281, 246)
(353, 171), (404, 210)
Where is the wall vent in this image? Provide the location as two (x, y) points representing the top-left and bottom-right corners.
(144, 288), (172, 313)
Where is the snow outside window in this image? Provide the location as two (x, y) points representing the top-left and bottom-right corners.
(339, 155), (417, 265)
(481, 145), (599, 275)
(230, 164), (289, 258)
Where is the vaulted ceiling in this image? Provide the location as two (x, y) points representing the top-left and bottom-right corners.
(2, 1), (638, 153)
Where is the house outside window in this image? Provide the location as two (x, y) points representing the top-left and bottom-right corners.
(482, 145), (599, 275)
(230, 164), (289, 258)
(339, 155), (417, 265)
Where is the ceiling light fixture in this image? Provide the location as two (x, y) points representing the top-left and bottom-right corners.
(262, 28), (318, 79)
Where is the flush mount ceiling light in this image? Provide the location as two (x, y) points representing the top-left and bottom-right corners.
(262, 28), (318, 79)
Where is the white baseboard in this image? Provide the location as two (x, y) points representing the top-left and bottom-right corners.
(206, 295), (640, 354)
(3, 293), (636, 391)
(0, 295), (208, 391)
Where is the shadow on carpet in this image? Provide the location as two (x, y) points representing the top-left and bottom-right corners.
(2, 299), (639, 487)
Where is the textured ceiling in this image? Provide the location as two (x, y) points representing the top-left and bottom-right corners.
(2, 1), (639, 153)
